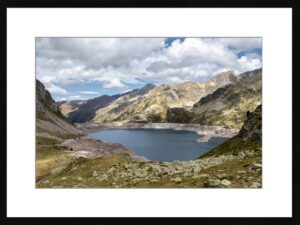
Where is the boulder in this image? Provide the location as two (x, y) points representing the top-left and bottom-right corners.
(249, 182), (262, 188)
(221, 179), (231, 187)
(205, 178), (221, 187)
(171, 177), (182, 183)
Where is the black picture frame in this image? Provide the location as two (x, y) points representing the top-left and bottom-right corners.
(1, 0), (298, 224)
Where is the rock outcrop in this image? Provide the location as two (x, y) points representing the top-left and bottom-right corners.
(36, 79), (61, 116)
(239, 104), (262, 141)
(199, 104), (262, 158)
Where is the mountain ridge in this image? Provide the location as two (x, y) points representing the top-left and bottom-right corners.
(57, 68), (261, 129)
(92, 70), (240, 123)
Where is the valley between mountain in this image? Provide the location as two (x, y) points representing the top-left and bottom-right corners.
(36, 68), (262, 188)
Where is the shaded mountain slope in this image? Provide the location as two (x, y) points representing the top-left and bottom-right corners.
(67, 95), (121, 123)
(36, 79), (83, 142)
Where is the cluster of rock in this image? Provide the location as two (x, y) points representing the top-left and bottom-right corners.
(60, 149), (261, 188)
(59, 136), (143, 160)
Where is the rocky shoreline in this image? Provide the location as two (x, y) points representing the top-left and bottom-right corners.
(56, 122), (237, 163)
(77, 122), (238, 142)
(58, 136), (149, 161)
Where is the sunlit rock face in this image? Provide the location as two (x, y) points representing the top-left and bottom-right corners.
(93, 71), (239, 124)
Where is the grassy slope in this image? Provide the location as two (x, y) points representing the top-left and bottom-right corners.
(199, 136), (262, 158)
(36, 137), (75, 181)
(37, 151), (262, 188)
(36, 135), (262, 188)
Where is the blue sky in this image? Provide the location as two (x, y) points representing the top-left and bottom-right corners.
(165, 37), (185, 47)
(36, 37), (262, 101)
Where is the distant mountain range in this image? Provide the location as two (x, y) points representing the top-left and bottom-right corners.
(57, 68), (262, 128)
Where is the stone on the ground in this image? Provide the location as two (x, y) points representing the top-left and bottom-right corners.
(252, 163), (262, 168)
(221, 179), (231, 187)
(217, 173), (227, 179)
(192, 174), (209, 179)
(205, 178), (221, 187)
(150, 179), (159, 184)
(92, 171), (98, 177)
(171, 177), (182, 183)
(250, 182), (261, 188)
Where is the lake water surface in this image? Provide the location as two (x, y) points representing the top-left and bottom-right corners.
(89, 129), (228, 162)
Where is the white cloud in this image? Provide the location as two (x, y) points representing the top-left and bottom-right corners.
(39, 75), (56, 84)
(36, 38), (165, 68)
(217, 38), (262, 51)
(55, 97), (67, 101)
(36, 37), (262, 96)
(80, 91), (100, 95)
(238, 55), (262, 72)
(68, 95), (82, 100)
(46, 83), (68, 95)
(103, 78), (127, 89)
(55, 95), (90, 101)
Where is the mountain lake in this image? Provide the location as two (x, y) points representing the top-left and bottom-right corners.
(89, 129), (228, 162)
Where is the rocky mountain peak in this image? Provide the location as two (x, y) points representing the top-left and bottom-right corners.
(206, 70), (238, 89)
(143, 83), (156, 89)
(211, 70), (236, 81)
(125, 83), (156, 97)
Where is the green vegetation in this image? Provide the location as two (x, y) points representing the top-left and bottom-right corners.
(37, 154), (133, 188)
(36, 148), (262, 188)
(36, 145), (75, 182)
(199, 136), (262, 158)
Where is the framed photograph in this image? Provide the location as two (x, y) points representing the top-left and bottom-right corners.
(3, 0), (297, 224)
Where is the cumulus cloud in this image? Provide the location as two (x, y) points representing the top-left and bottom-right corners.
(238, 55), (262, 72)
(36, 38), (165, 69)
(36, 37), (262, 98)
(46, 83), (68, 95)
(103, 78), (127, 89)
